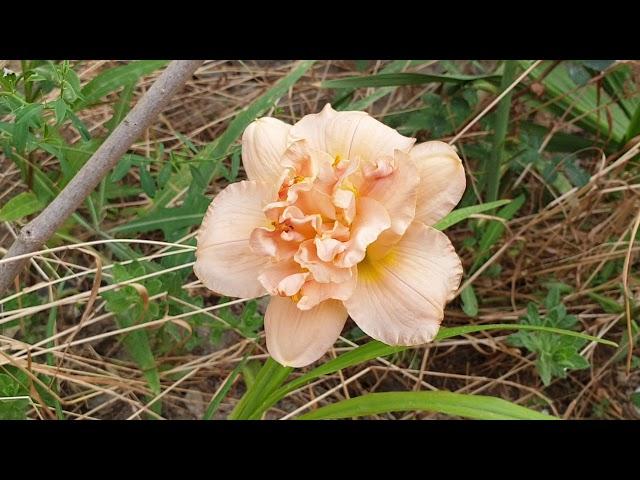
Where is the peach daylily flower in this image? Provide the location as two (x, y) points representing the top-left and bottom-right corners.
(194, 104), (465, 368)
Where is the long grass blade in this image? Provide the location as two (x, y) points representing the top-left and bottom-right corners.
(322, 72), (499, 89)
(485, 61), (517, 202)
(297, 391), (557, 420)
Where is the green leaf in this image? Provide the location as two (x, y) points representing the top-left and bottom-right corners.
(485, 61), (518, 203)
(562, 352), (590, 370)
(604, 65), (640, 121)
(297, 391), (557, 420)
(13, 103), (43, 152)
(139, 165), (157, 197)
(229, 357), (293, 420)
(581, 60), (615, 71)
(45, 299), (65, 419)
(321, 72), (500, 89)
(433, 199), (512, 231)
(538, 356), (553, 386)
(67, 109), (91, 141)
(563, 158), (591, 187)
(203, 354), (249, 420)
(460, 285), (479, 317)
(509, 287), (594, 386)
(53, 138), (101, 185)
(471, 194), (526, 272)
(0, 191), (44, 221)
(175, 132), (198, 154)
(105, 80), (135, 132)
(240, 360), (262, 390)
(109, 195), (209, 238)
(0, 372), (29, 420)
(437, 323), (615, 347)
(542, 281), (574, 294)
(396, 94), (451, 136)
(520, 122), (600, 153)
(52, 98), (67, 124)
(157, 158), (173, 188)
(625, 103), (640, 142)
(545, 286), (561, 309)
(391, 89), (478, 137)
(77, 60), (168, 108)
(341, 60), (414, 111)
(587, 292), (623, 314)
(62, 68), (83, 103)
(565, 61), (591, 86)
(223, 149), (241, 182)
(245, 323), (616, 420)
(7, 148), (56, 203)
(122, 330), (162, 414)
(215, 300), (264, 340)
(110, 153), (134, 182)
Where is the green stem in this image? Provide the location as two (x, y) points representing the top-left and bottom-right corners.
(19, 60), (36, 189)
(20, 60), (33, 103)
(46, 301), (65, 419)
(485, 60), (518, 203)
(625, 102), (640, 143)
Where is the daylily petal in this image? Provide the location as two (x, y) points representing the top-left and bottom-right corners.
(242, 117), (291, 185)
(334, 197), (391, 268)
(333, 187), (356, 210)
(265, 297), (348, 367)
(295, 240), (353, 284)
(321, 220), (350, 241)
(257, 260), (309, 296)
(345, 222), (463, 346)
(194, 181), (273, 298)
(361, 150), (418, 259)
(249, 227), (300, 261)
(281, 139), (336, 184)
(347, 115), (416, 162)
(290, 104), (415, 162)
(297, 269), (357, 310)
(314, 236), (346, 262)
(290, 185), (337, 221)
(410, 141), (466, 226)
(333, 187), (357, 224)
(280, 206), (323, 235)
(277, 273), (308, 296)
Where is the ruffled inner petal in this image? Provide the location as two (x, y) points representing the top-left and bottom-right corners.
(225, 106), (460, 331)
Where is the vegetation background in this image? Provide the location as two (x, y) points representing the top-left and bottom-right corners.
(0, 59), (638, 420)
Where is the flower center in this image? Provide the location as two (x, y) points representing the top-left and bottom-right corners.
(251, 145), (395, 310)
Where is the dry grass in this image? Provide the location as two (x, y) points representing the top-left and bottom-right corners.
(1, 60), (639, 420)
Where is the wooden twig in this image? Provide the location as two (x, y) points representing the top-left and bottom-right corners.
(0, 60), (204, 296)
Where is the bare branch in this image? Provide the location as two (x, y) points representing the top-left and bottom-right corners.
(0, 60), (204, 296)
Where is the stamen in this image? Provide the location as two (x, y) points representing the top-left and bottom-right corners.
(272, 220), (293, 233)
(278, 178), (293, 200)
